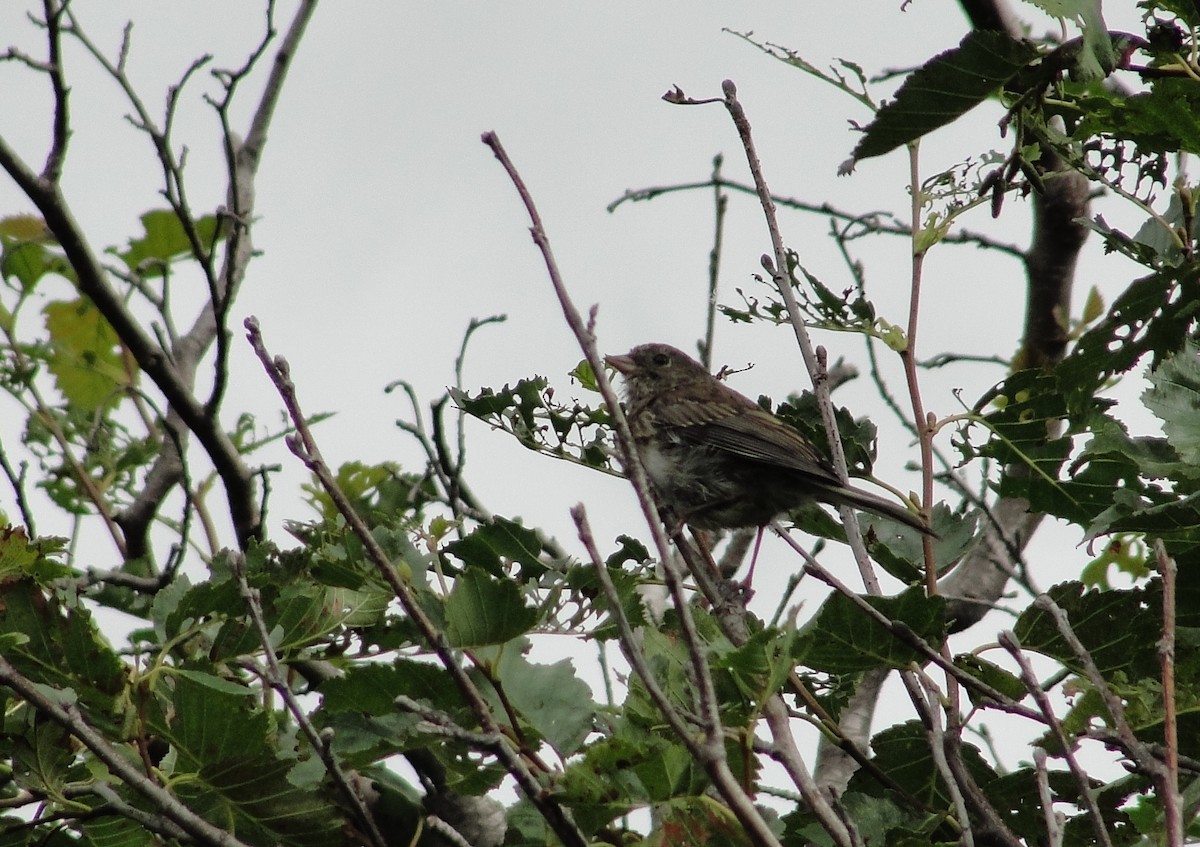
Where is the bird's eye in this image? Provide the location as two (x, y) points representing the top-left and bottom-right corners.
(652, 353), (670, 367)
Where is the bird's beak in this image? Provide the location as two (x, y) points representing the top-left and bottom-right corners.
(604, 353), (636, 375)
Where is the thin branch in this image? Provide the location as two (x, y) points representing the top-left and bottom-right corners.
(714, 79), (881, 593)
(1032, 748), (1064, 847)
(901, 144), (940, 588)
(395, 695), (509, 749)
(775, 524), (1045, 722)
(576, 505), (787, 847)
(1036, 595), (1165, 782)
(607, 175), (1027, 259)
(760, 699), (857, 847)
(0, 326), (127, 556)
(40, 0), (70, 182)
(914, 670), (974, 847)
(0, 132), (260, 549)
(700, 154), (728, 369)
(231, 552), (388, 847)
(999, 630), (1113, 847)
(1154, 538), (1182, 847)
(244, 316), (588, 847)
(91, 783), (191, 842)
(0, 439), (36, 534)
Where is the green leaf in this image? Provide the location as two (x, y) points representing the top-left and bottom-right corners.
(0, 526), (70, 582)
(1, 240), (71, 292)
(954, 654), (1027, 702)
(115, 209), (224, 276)
(80, 794), (158, 847)
(444, 567), (539, 647)
(443, 516), (549, 581)
(1013, 581), (1161, 679)
(1070, 77), (1200, 155)
(571, 358), (600, 391)
(848, 31), (1040, 167)
(11, 719), (85, 803)
(773, 393), (877, 477)
(1020, 1), (1115, 79)
(794, 586), (945, 673)
(856, 720), (998, 808)
(317, 661), (454, 766)
(489, 649), (596, 757)
(171, 668), (258, 697)
(43, 298), (129, 412)
(0, 580), (124, 720)
(151, 673), (342, 847)
(1143, 338), (1200, 466)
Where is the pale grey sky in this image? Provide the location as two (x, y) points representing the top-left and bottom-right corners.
(0, 2), (1156, 778)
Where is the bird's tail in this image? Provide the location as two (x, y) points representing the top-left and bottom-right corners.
(826, 484), (937, 537)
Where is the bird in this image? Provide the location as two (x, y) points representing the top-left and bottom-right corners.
(604, 343), (935, 539)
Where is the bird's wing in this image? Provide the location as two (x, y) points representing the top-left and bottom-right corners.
(680, 407), (842, 483)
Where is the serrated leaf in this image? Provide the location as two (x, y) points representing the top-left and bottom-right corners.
(0, 526), (70, 582)
(152, 673), (342, 847)
(572, 358), (600, 391)
(848, 31), (1040, 166)
(11, 719), (81, 801)
(444, 567), (539, 647)
(0, 580), (124, 721)
(1021, 1), (1115, 79)
(443, 516), (548, 580)
(855, 720), (997, 808)
(171, 668), (257, 697)
(43, 298), (129, 412)
(2, 240), (71, 292)
(794, 586), (945, 673)
(1143, 338), (1200, 466)
(0, 214), (52, 241)
(491, 650), (596, 757)
(116, 209), (224, 276)
(954, 654), (1027, 702)
(1013, 581), (1161, 679)
(1071, 77), (1200, 155)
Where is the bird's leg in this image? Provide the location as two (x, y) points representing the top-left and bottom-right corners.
(742, 525), (767, 589)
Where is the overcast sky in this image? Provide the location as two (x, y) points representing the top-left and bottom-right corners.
(0, 1), (1157, 776)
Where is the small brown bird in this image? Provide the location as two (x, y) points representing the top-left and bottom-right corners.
(605, 343), (934, 537)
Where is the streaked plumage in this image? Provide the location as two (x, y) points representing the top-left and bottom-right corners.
(605, 343), (934, 535)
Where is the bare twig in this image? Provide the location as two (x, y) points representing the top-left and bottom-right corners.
(775, 524), (1045, 722)
(40, 0), (69, 182)
(999, 629), (1114, 847)
(244, 317), (588, 847)
(576, 505), (788, 847)
(1032, 748), (1064, 847)
(91, 783), (191, 842)
(1154, 539), (1182, 847)
(700, 154), (728, 369)
(395, 695), (509, 749)
(0, 440), (35, 534)
(1037, 594), (1167, 788)
(914, 670), (974, 847)
(715, 79), (881, 593)
(760, 699), (857, 847)
(608, 177), (1026, 259)
(902, 145), (939, 587)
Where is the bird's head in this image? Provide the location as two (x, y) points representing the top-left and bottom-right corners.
(605, 343), (710, 400)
